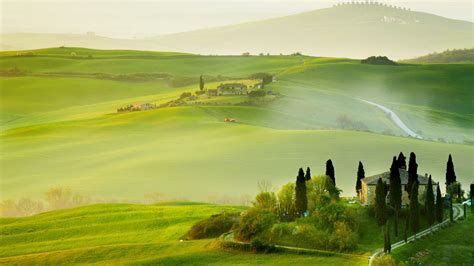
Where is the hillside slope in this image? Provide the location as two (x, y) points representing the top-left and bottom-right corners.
(403, 48), (474, 63)
(148, 3), (473, 59)
(0, 203), (367, 265)
(1, 4), (472, 59)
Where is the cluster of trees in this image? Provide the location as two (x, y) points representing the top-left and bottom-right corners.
(372, 152), (461, 253)
(361, 56), (397, 65)
(0, 187), (91, 217)
(232, 159), (360, 252)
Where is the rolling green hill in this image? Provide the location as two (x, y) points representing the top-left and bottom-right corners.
(1, 47), (473, 204)
(0, 203), (367, 265)
(2, 4), (473, 59)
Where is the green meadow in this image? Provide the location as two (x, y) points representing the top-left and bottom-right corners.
(0, 203), (367, 265)
(1, 47), (473, 202)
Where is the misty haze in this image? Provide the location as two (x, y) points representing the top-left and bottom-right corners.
(0, 0), (473, 265)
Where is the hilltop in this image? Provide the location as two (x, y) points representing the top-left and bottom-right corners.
(403, 48), (474, 63)
(1, 2), (473, 59)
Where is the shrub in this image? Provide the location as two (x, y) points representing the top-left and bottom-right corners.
(234, 208), (277, 241)
(248, 90), (266, 98)
(185, 212), (240, 240)
(328, 221), (358, 251)
(179, 92), (192, 100)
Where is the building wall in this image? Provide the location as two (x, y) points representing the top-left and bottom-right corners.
(362, 183), (437, 206)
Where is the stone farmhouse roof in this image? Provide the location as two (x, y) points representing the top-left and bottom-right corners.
(361, 168), (429, 186)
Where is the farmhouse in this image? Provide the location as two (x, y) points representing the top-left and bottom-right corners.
(207, 89), (218, 96)
(217, 83), (247, 96)
(358, 169), (437, 206)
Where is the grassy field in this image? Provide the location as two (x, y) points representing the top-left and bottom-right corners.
(1, 47), (473, 202)
(392, 211), (474, 265)
(0, 202), (367, 265)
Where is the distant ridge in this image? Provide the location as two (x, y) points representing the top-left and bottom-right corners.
(402, 48), (474, 63)
(1, 3), (473, 59)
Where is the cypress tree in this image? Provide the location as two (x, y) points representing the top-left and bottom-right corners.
(445, 154), (456, 188)
(389, 156), (401, 236)
(407, 152), (418, 198)
(425, 175), (435, 228)
(387, 221), (391, 253)
(397, 152), (406, 169)
(404, 214), (409, 243)
(435, 183), (443, 223)
(305, 167), (311, 181)
(199, 75), (205, 91)
(410, 180), (419, 240)
(375, 178), (387, 226)
(356, 161), (365, 195)
(295, 168), (307, 217)
(326, 159), (335, 186)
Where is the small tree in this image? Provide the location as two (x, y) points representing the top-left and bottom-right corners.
(295, 168), (307, 217)
(435, 183), (443, 223)
(326, 159), (336, 186)
(375, 178), (387, 226)
(445, 154), (456, 189)
(199, 75), (205, 91)
(305, 167), (311, 181)
(425, 175), (435, 229)
(410, 180), (419, 240)
(407, 152), (418, 198)
(397, 152), (406, 169)
(356, 161), (365, 196)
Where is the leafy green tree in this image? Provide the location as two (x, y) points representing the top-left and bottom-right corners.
(407, 152), (418, 198)
(277, 183), (296, 221)
(252, 192), (277, 211)
(356, 161), (364, 195)
(199, 75), (205, 91)
(375, 178), (387, 226)
(305, 167), (311, 181)
(326, 159), (335, 186)
(397, 152), (406, 169)
(435, 183), (443, 223)
(425, 175), (435, 227)
(410, 180), (419, 239)
(445, 154), (457, 188)
(295, 168), (307, 217)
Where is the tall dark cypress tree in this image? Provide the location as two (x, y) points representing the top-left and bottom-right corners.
(356, 161), (365, 195)
(445, 154), (457, 188)
(199, 75), (205, 91)
(397, 152), (406, 169)
(295, 168), (307, 217)
(435, 183), (443, 223)
(389, 156), (402, 211)
(305, 167), (311, 181)
(375, 178), (387, 226)
(410, 180), (419, 239)
(407, 152), (418, 197)
(425, 175), (435, 227)
(326, 159), (335, 186)
(389, 156), (402, 237)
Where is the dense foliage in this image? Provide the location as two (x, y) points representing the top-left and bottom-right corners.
(185, 212), (240, 240)
(361, 56), (397, 65)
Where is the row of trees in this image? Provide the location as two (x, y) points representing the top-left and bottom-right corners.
(372, 152), (450, 253)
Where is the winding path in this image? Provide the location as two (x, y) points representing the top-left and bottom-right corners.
(359, 99), (423, 139)
(368, 204), (464, 266)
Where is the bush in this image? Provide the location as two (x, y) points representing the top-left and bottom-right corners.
(248, 90), (266, 98)
(328, 221), (358, 251)
(361, 56), (397, 65)
(252, 192), (277, 211)
(179, 92), (192, 100)
(185, 212), (240, 240)
(234, 208), (277, 241)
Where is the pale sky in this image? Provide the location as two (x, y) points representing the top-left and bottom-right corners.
(1, 0), (472, 38)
